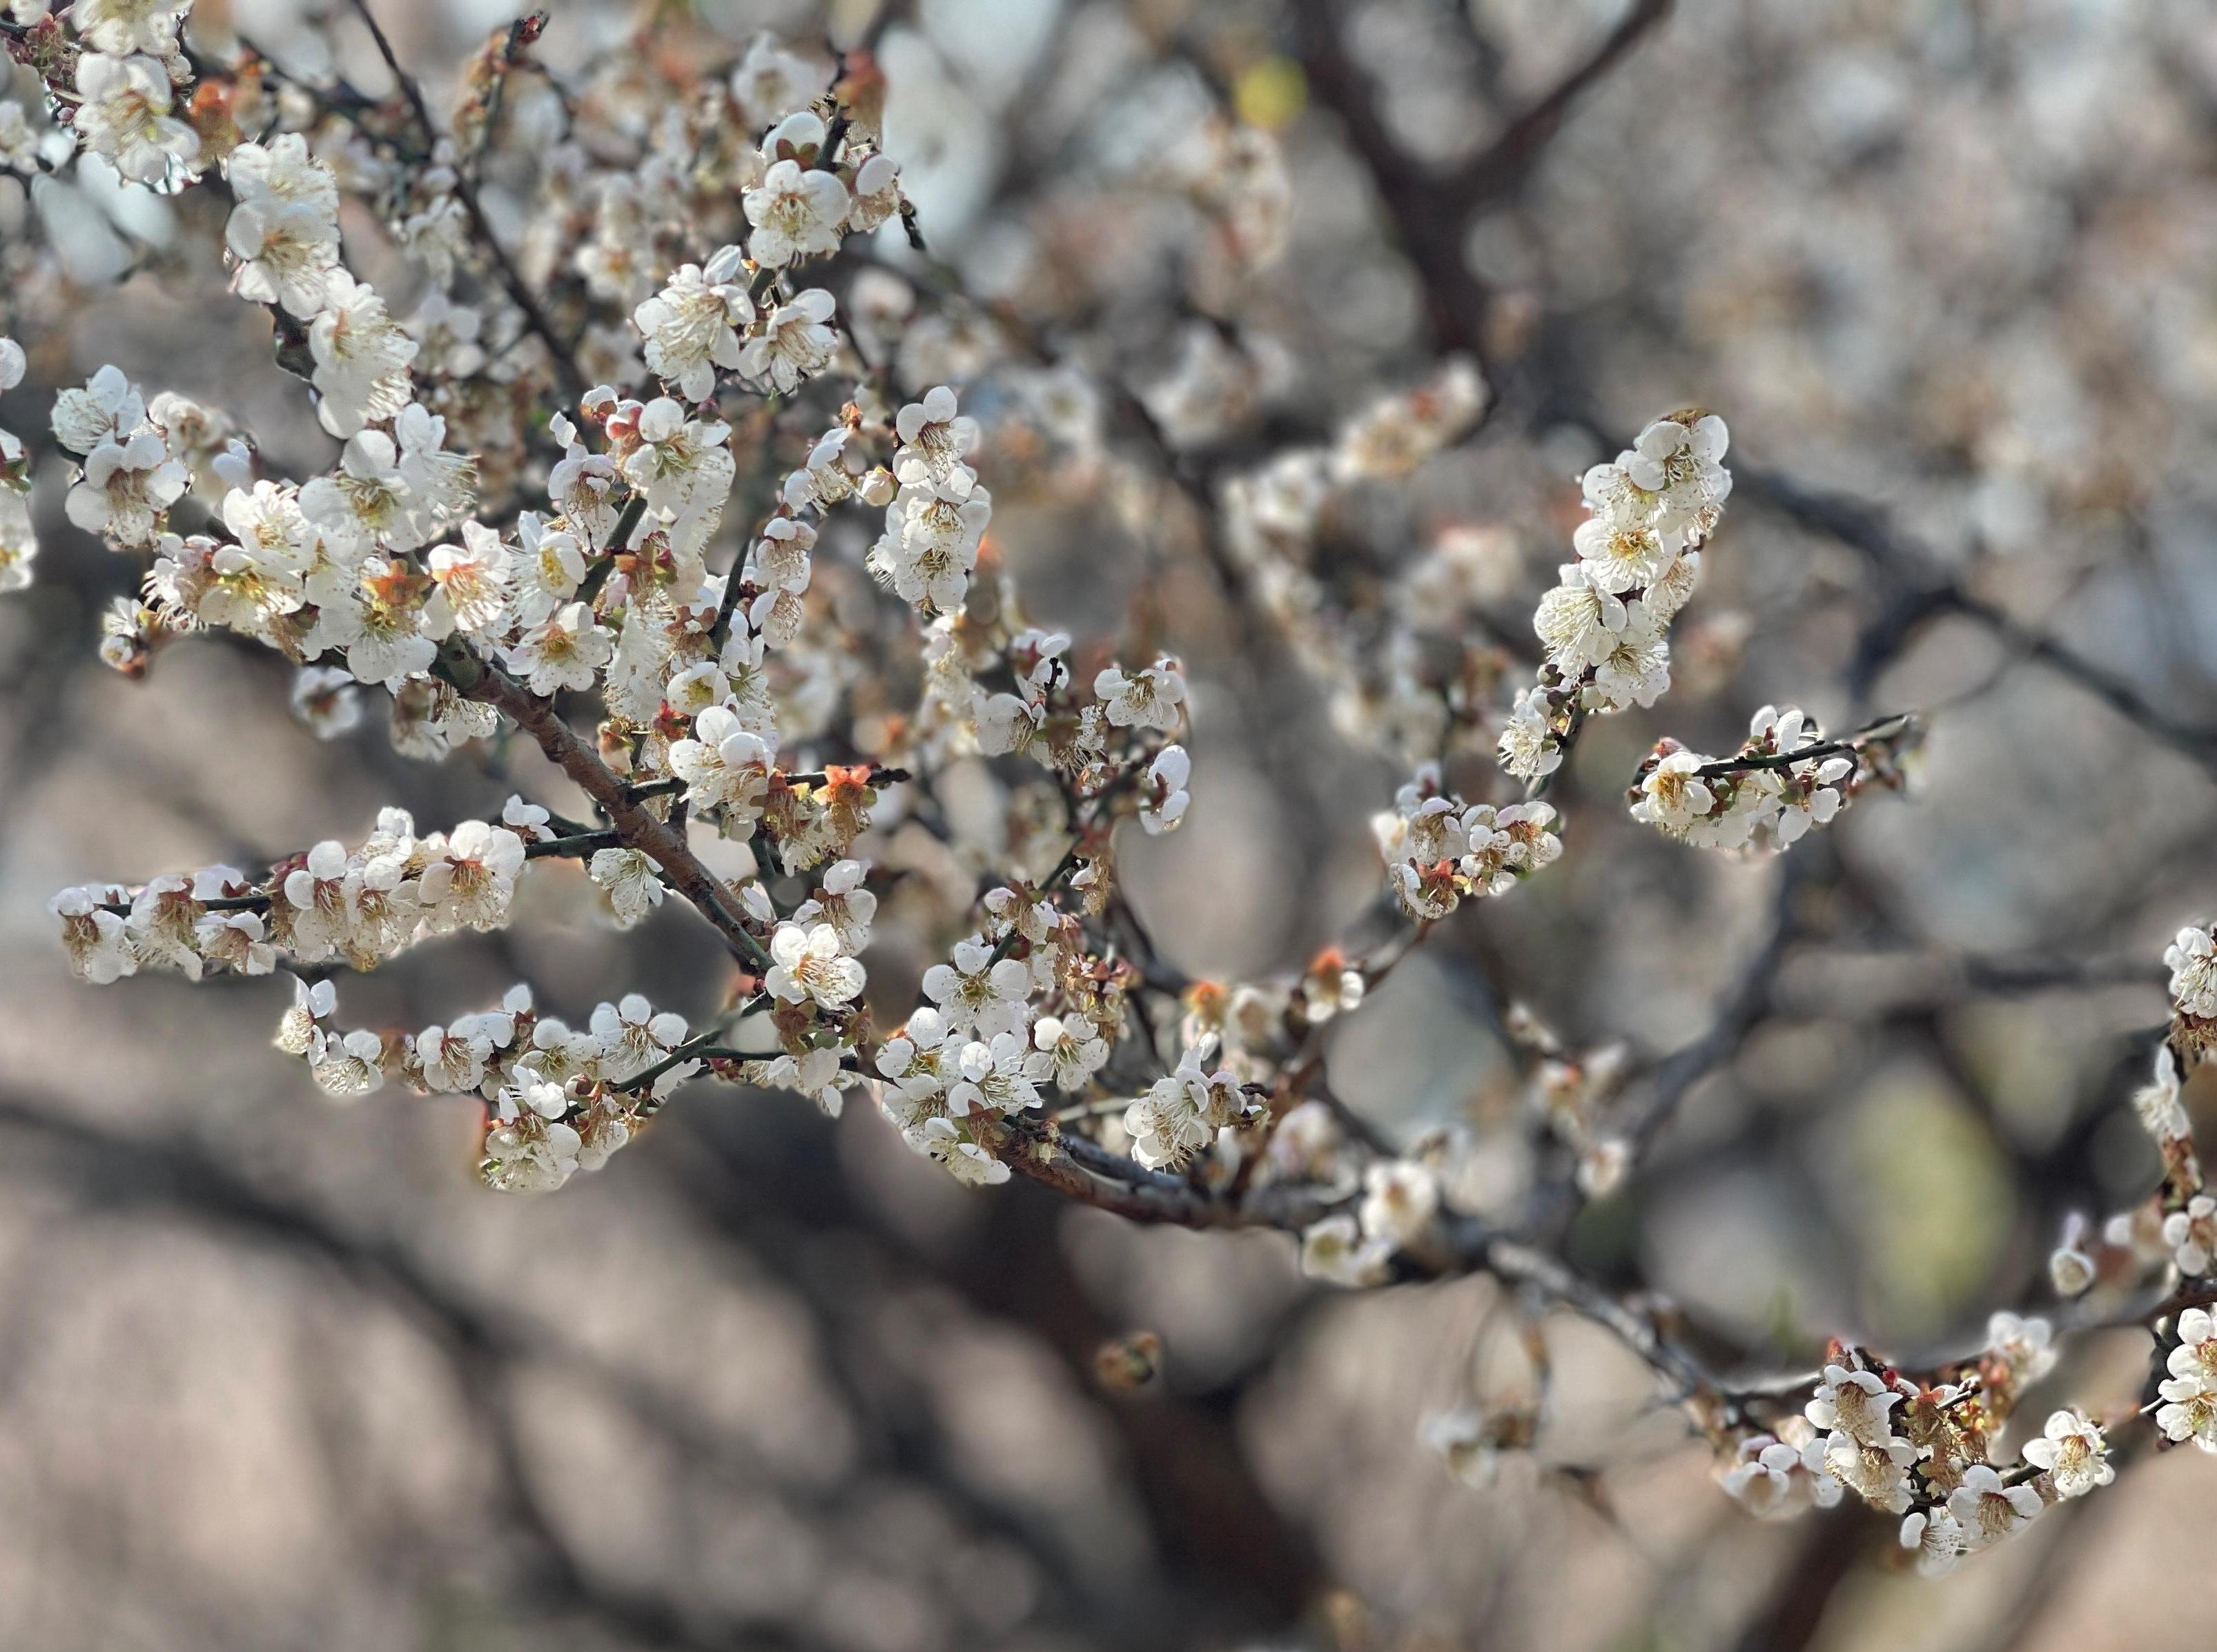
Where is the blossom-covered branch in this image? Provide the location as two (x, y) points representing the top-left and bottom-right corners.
(12, 0), (2216, 1587)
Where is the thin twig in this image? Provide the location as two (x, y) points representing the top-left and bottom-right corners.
(342, 0), (587, 402)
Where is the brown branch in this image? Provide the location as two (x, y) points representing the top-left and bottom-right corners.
(1617, 854), (1806, 1155)
(1289, 0), (1675, 362)
(454, 658), (772, 971)
(1001, 1123), (1750, 1412)
(1435, 0), (1675, 217)
(1692, 738), (1858, 780)
(1289, 0), (1494, 360)
(1739, 464), (2217, 776)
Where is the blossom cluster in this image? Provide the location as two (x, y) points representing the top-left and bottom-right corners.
(1498, 414), (1733, 785)
(2035, 938), (2217, 1321)
(277, 977), (703, 1192)
(11, 3), (2217, 1589)
(1712, 1317), (2095, 1577)
(2167, 925), (2217, 1061)
(1701, 923), (2217, 1551)
(5, 1), (206, 188)
(1628, 707), (1920, 852)
(1373, 767), (1561, 921)
(1318, 920), (2204, 1556)
(18, 14), (1231, 1201)
(1215, 360), (1503, 760)
(47, 800), (572, 984)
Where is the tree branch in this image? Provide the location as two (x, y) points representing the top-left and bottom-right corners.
(1739, 464), (2217, 776)
(1436, 0), (1675, 217)
(1289, 0), (1676, 362)
(456, 661), (772, 971)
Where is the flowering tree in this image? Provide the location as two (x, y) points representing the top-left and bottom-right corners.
(9, 0), (2217, 1609)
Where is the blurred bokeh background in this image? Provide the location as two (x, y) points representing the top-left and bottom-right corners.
(6, 0), (2217, 1647)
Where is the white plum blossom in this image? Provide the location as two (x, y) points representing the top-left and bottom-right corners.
(514, 511), (588, 627)
(1718, 1426), (1842, 1521)
(752, 1045), (848, 1117)
(765, 922), (866, 1011)
(921, 938), (1031, 1041)
(846, 152), (903, 233)
(589, 848), (665, 929)
(1805, 1366), (1904, 1448)
(402, 290), (487, 379)
(2167, 926), (2217, 1019)
(1028, 1014), (1110, 1094)
(311, 1028), (389, 1098)
(418, 820), (527, 934)
(73, 52), (199, 185)
(1945, 1464), (2041, 1549)
(729, 34), (821, 127)
(915, 1117), (1009, 1186)
(2049, 1213), (2097, 1297)
(75, 0), (188, 57)
(1985, 1312), (2058, 1391)
(417, 1021), (496, 1094)
(310, 269), (418, 437)
(428, 522), (514, 638)
(588, 994), (688, 1085)
(504, 602), (612, 696)
(2020, 1410), (2112, 1499)
(668, 704), (775, 820)
(1139, 745), (1192, 835)
(743, 158), (850, 269)
(0, 492), (37, 592)
(877, 473), (990, 611)
(1299, 1215), (1393, 1287)
(0, 103), (36, 175)
(1496, 689), (1562, 783)
(634, 246), (753, 402)
(50, 887), (135, 983)
(739, 289), (840, 393)
(1572, 511), (1679, 595)
(2134, 1043), (2191, 1143)
(195, 909), (275, 976)
(302, 429), (413, 555)
(792, 860), (876, 952)
(500, 797), (554, 844)
(1899, 1509), (1968, 1577)
(946, 1032), (1041, 1117)
(223, 136), (342, 316)
(52, 364), (146, 455)
(274, 976), (335, 1056)
(2158, 1307), (2217, 1451)
(1531, 571), (1624, 674)
(1631, 750), (1713, 834)
(482, 1086), (582, 1193)
(877, 1009), (957, 1117)
(2165, 1194), (2217, 1277)
(1420, 1408), (1525, 1490)
(318, 559), (439, 685)
(1359, 1160), (1440, 1250)
(65, 429), (186, 547)
(893, 386), (979, 486)
(1095, 660), (1186, 731)
(1824, 1430), (1917, 1515)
